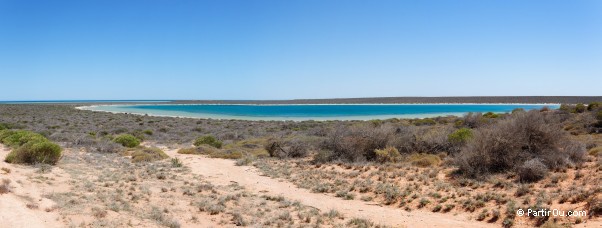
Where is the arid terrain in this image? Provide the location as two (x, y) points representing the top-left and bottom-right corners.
(0, 103), (601, 228)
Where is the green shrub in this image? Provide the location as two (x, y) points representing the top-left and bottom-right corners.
(177, 147), (199, 154)
(594, 111), (602, 128)
(193, 135), (222, 148)
(374, 146), (401, 163)
(128, 147), (168, 163)
(448, 128), (472, 144)
(0, 130), (48, 148)
(5, 141), (62, 165)
(0, 122), (23, 130)
(575, 103), (586, 113)
(511, 108), (525, 114)
(588, 102), (601, 111)
(113, 134), (140, 148)
(483, 112), (499, 118)
(559, 104), (574, 112)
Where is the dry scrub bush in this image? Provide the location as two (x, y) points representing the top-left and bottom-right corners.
(96, 139), (121, 153)
(374, 146), (401, 163)
(264, 137), (309, 158)
(126, 147), (168, 163)
(455, 110), (586, 179)
(517, 159), (548, 183)
(407, 153), (441, 167)
(586, 196), (602, 217)
(387, 125), (453, 155)
(322, 123), (393, 162)
(0, 179), (10, 194)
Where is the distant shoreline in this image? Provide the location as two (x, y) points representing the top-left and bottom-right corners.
(169, 96), (601, 105)
(2, 96), (600, 105)
(77, 103), (559, 121)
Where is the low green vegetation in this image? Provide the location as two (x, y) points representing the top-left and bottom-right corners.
(374, 146), (401, 163)
(448, 128), (472, 144)
(407, 153), (441, 167)
(575, 103), (586, 113)
(124, 146), (168, 163)
(0, 129), (62, 165)
(193, 135), (222, 148)
(482, 112), (499, 118)
(113, 134), (141, 148)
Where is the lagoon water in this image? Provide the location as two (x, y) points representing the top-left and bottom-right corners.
(81, 104), (558, 121)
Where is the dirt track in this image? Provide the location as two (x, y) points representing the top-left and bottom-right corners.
(165, 148), (495, 228)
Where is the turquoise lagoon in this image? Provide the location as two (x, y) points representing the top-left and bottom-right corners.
(80, 104), (559, 121)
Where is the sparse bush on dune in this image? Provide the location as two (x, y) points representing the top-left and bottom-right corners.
(411, 126), (453, 154)
(511, 108), (525, 114)
(96, 139), (121, 153)
(193, 135), (222, 148)
(177, 147), (199, 154)
(113, 134), (141, 148)
(6, 141), (62, 165)
(517, 159), (547, 183)
(586, 195), (602, 217)
(126, 146), (168, 163)
(407, 153), (441, 167)
(0, 130), (48, 148)
(482, 112), (499, 118)
(312, 149), (335, 164)
(448, 128), (473, 144)
(448, 128), (472, 153)
(0, 130), (62, 165)
(587, 102), (601, 111)
(559, 104), (574, 113)
(595, 110), (602, 128)
(575, 103), (586, 113)
(177, 145), (218, 155)
(322, 123), (393, 162)
(462, 112), (484, 128)
(0, 122), (23, 131)
(264, 137), (284, 157)
(264, 137), (309, 158)
(454, 110), (586, 179)
(374, 146), (401, 163)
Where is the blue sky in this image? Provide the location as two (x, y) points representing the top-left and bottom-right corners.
(0, 0), (601, 100)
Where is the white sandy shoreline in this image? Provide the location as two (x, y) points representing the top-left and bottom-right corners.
(75, 103), (559, 121)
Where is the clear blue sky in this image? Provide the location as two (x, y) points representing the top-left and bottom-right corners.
(1, 0), (601, 100)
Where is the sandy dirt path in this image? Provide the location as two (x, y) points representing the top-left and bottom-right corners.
(165, 148), (495, 228)
(0, 145), (64, 228)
